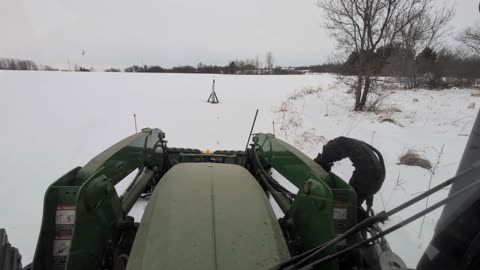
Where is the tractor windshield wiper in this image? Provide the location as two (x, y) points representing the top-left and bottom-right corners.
(270, 165), (480, 270)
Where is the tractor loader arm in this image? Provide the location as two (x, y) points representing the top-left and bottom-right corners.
(31, 128), (166, 270)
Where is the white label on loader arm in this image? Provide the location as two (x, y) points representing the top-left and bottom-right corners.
(53, 237), (71, 256)
(56, 205), (76, 225)
(333, 207), (347, 220)
(54, 205), (76, 269)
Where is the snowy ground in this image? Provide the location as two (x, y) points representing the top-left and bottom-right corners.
(0, 70), (478, 267)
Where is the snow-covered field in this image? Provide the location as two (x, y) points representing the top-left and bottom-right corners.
(1, 70), (478, 267)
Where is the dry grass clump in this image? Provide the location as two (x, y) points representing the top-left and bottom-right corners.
(275, 87), (322, 135)
(277, 87), (321, 112)
(294, 128), (327, 147)
(301, 87), (322, 95)
(385, 106), (402, 113)
(287, 87), (322, 100)
(277, 100), (294, 112)
(378, 116), (403, 127)
(398, 149), (432, 170)
(281, 115), (303, 130)
(379, 117), (396, 124)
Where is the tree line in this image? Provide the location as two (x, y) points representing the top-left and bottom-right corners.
(0, 57), (61, 71)
(3, 50), (477, 86)
(0, 55), (328, 74)
(122, 51), (303, 75)
(0, 58), (39, 70)
(342, 45), (480, 89)
(123, 63), (301, 75)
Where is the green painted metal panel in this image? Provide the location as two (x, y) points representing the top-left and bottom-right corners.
(329, 173), (357, 238)
(127, 163), (290, 270)
(77, 128), (163, 185)
(253, 133), (335, 248)
(64, 174), (123, 270)
(32, 128), (165, 270)
(32, 168), (80, 270)
(254, 133), (333, 189)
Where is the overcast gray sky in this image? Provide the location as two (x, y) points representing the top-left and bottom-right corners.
(1, 0), (479, 69)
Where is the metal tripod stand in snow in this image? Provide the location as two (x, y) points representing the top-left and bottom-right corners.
(207, 79), (219, 104)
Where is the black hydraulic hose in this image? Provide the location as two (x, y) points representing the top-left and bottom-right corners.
(266, 172), (294, 197)
(250, 148), (294, 214)
(153, 137), (173, 170)
(316, 137), (386, 205)
(257, 172), (291, 215)
(299, 178), (480, 270)
(270, 165), (480, 270)
(251, 148), (294, 198)
(365, 143), (386, 180)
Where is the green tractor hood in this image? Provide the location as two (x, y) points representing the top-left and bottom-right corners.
(126, 162), (290, 270)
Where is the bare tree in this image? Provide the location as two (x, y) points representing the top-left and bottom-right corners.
(317, 0), (453, 111)
(400, 2), (453, 53)
(265, 51), (275, 71)
(255, 55), (261, 70)
(396, 2), (453, 88)
(457, 24), (480, 56)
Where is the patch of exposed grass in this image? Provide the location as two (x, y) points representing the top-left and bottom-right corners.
(398, 149), (432, 170)
(378, 116), (403, 127)
(294, 128), (327, 147)
(287, 87), (322, 100)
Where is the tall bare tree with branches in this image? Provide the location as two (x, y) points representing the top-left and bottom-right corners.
(396, 2), (453, 88)
(265, 51), (275, 71)
(457, 25), (480, 56)
(317, 0), (453, 110)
